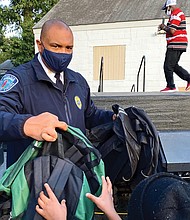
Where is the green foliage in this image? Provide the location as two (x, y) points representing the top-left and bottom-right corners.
(0, 0), (59, 66)
(0, 38), (11, 63)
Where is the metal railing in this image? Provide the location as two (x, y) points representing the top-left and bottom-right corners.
(131, 55), (146, 92)
(98, 56), (103, 92)
(97, 55), (146, 93)
(131, 84), (135, 92)
(137, 55), (146, 92)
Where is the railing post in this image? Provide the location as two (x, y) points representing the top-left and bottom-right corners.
(131, 84), (135, 92)
(136, 55), (146, 92)
(143, 56), (146, 92)
(98, 56), (103, 92)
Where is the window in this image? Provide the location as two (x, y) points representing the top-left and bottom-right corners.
(93, 45), (125, 80)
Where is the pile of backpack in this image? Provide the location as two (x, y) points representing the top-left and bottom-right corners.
(0, 105), (162, 220)
(0, 126), (104, 220)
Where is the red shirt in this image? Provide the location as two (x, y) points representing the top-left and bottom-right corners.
(166, 8), (188, 50)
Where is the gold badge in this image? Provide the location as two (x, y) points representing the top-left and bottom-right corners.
(74, 96), (82, 110)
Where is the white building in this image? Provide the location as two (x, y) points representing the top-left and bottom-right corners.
(33, 0), (190, 92)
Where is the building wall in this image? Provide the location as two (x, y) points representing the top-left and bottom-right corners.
(33, 17), (190, 92)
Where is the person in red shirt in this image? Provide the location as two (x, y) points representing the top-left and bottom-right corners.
(159, 0), (190, 92)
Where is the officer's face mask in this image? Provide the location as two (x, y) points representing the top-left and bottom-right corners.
(41, 47), (72, 73)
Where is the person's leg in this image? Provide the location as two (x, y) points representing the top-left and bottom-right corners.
(163, 49), (178, 89)
(174, 51), (190, 82)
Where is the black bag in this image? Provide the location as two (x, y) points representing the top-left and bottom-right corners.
(88, 105), (161, 188)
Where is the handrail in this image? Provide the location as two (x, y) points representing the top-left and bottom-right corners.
(98, 56), (103, 92)
(137, 55), (146, 92)
(131, 84), (135, 92)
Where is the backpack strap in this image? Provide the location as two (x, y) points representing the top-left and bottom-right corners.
(67, 126), (101, 160)
(33, 155), (51, 198)
(33, 156), (73, 199)
(65, 126), (103, 194)
(39, 133), (65, 159)
(47, 158), (86, 220)
(24, 156), (74, 220)
(34, 125), (103, 196)
(47, 157), (73, 199)
(66, 126), (102, 171)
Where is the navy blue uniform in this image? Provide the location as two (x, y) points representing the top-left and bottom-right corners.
(0, 54), (113, 166)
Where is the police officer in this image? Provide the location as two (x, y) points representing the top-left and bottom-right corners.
(0, 19), (114, 167)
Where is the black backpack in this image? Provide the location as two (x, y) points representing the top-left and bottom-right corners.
(0, 126), (105, 220)
(87, 105), (161, 189)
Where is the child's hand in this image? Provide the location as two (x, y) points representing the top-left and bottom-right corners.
(36, 183), (67, 220)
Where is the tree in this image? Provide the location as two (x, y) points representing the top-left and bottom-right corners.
(0, 4), (10, 64)
(0, 0), (59, 66)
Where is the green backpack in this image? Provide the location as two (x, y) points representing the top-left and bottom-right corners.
(0, 126), (105, 220)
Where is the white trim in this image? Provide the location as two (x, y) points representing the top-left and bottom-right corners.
(166, 34), (188, 41)
(70, 19), (163, 31)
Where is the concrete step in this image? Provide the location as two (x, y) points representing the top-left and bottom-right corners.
(92, 92), (190, 131)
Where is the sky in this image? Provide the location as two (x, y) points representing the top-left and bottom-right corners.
(0, 0), (10, 6)
(1, 0), (18, 37)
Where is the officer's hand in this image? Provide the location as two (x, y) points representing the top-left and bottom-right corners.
(112, 114), (117, 120)
(23, 112), (68, 141)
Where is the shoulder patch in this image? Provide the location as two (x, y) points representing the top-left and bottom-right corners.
(0, 74), (19, 93)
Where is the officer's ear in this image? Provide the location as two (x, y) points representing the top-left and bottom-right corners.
(36, 40), (43, 54)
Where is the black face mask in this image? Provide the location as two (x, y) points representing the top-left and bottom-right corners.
(42, 47), (72, 73)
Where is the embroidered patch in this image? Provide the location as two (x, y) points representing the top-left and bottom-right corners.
(0, 74), (19, 93)
(74, 96), (82, 110)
